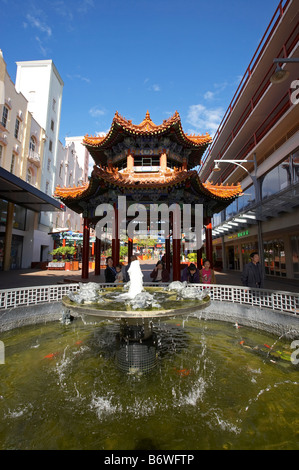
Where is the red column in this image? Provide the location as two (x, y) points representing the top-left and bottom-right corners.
(82, 217), (90, 279)
(112, 203), (120, 266)
(197, 248), (203, 269)
(205, 217), (213, 267)
(172, 238), (181, 281)
(94, 236), (101, 276)
(128, 237), (133, 263)
(165, 237), (171, 273)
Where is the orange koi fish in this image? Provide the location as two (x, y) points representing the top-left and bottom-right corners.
(44, 352), (59, 359)
(176, 369), (191, 376)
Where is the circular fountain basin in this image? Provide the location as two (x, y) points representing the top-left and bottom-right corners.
(62, 285), (211, 320)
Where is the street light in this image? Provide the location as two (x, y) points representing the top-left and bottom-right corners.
(212, 154), (265, 269)
(270, 58), (299, 84)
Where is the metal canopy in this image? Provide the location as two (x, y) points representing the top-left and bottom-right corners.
(0, 167), (65, 213)
(212, 182), (299, 239)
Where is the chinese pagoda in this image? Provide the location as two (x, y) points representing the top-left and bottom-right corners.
(55, 111), (242, 280)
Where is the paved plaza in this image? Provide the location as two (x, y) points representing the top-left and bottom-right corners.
(0, 258), (298, 293)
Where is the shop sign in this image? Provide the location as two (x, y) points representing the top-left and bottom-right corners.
(237, 230), (249, 238)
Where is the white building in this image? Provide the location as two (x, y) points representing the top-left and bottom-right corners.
(65, 136), (89, 184)
(15, 60), (64, 230)
(54, 138), (86, 233)
(0, 51), (63, 270)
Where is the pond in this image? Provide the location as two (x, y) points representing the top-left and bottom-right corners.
(0, 316), (298, 450)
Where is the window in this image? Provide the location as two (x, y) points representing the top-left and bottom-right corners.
(262, 156), (292, 199)
(51, 119), (54, 131)
(45, 181), (49, 195)
(291, 236), (299, 279)
(241, 241), (258, 266)
(29, 136), (36, 153)
(1, 106), (8, 128)
(49, 140), (53, 152)
(212, 212), (222, 228)
(47, 158), (51, 171)
(0, 145), (3, 165)
(52, 99), (56, 112)
(133, 155), (160, 172)
(26, 167), (33, 184)
(10, 154), (15, 173)
(264, 239), (286, 277)
(293, 149), (299, 183)
(238, 184), (255, 211)
(14, 118), (20, 139)
(59, 163), (63, 178)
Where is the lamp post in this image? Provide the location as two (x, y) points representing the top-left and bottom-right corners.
(213, 154), (264, 272)
(270, 58), (299, 84)
(213, 155), (260, 203)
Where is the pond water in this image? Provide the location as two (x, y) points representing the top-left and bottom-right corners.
(0, 316), (298, 450)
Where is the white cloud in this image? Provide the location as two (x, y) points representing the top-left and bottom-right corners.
(67, 74), (90, 84)
(89, 106), (106, 118)
(77, 0), (95, 13)
(35, 36), (48, 57)
(186, 104), (224, 136)
(150, 84), (161, 92)
(53, 1), (74, 22)
(26, 14), (52, 37)
(204, 91), (215, 100)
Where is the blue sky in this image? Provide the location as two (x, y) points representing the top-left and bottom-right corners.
(1, 0), (280, 142)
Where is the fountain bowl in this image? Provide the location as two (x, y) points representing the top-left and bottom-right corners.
(62, 282), (211, 321)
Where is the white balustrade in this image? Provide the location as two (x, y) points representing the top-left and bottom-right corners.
(0, 283), (298, 315)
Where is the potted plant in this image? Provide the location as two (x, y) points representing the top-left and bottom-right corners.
(50, 246), (76, 270)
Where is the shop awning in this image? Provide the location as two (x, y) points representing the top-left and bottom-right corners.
(0, 167), (65, 212)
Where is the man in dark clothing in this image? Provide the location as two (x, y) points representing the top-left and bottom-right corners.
(241, 252), (264, 288)
(181, 263), (200, 283)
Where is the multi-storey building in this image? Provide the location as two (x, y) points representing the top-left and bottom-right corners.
(15, 59), (64, 230)
(0, 50), (63, 270)
(200, 0), (299, 282)
(54, 138), (86, 233)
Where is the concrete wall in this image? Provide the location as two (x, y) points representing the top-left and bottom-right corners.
(1, 299), (299, 339)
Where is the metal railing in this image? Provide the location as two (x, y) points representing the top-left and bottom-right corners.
(200, 0), (291, 170)
(0, 283), (298, 316)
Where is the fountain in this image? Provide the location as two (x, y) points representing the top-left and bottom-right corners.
(62, 260), (210, 321)
(62, 258), (210, 374)
(1, 259), (299, 450)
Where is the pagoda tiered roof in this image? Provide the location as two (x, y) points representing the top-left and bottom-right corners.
(54, 165), (243, 214)
(83, 110), (212, 168)
(55, 110), (243, 217)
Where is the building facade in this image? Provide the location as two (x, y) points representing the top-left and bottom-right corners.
(199, 0), (299, 281)
(0, 51), (63, 269)
(54, 138), (87, 233)
(0, 52), (87, 270)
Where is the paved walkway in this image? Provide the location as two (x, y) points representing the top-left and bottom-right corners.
(0, 259), (298, 293)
